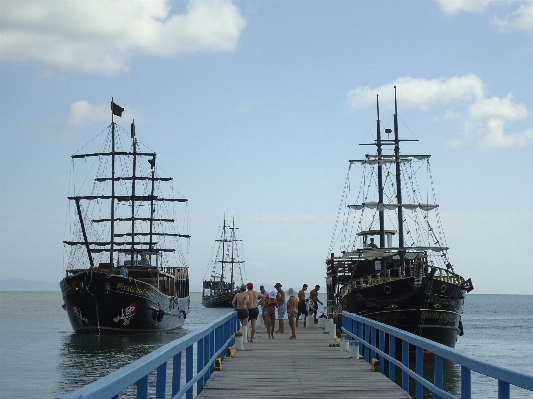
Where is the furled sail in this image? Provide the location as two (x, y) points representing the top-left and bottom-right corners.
(348, 202), (438, 211)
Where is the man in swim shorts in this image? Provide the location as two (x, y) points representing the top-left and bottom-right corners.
(297, 284), (308, 327)
(246, 282), (265, 342)
(309, 285), (323, 325)
(232, 284), (249, 327)
(274, 282), (286, 333)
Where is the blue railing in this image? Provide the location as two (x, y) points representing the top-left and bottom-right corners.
(342, 311), (533, 399)
(56, 312), (239, 399)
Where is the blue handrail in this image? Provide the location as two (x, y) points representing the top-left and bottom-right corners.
(56, 312), (239, 399)
(341, 311), (533, 399)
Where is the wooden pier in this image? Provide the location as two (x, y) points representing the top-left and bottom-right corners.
(196, 326), (411, 399)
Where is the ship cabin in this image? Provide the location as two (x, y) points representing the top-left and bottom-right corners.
(84, 251), (188, 297)
(327, 229), (430, 287)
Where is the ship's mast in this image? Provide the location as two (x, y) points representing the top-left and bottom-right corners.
(220, 216), (227, 284)
(110, 98), (116, 270)
(376, 95), (385, 248)
(130, 121), (137, 267)
(393, 86), (405, 268)
(149, 152), (156, 252)
(230, 217), (235, 289)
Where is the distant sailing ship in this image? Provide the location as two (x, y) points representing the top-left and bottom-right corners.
(60, 100), (191, 334)
(202, 216), (246, 308)
(326, 88), (473, 348)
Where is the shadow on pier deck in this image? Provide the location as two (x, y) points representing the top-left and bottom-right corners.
(197, 327), (411, 399)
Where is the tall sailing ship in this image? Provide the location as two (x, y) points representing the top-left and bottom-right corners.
(60, 100), (191, 334)
(326, 88), (473, 348)
(202, 216), (246, 307)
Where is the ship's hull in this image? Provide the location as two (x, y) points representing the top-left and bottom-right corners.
(60, 270), (189, 334)
(202, 290), (238, 308)
(335, 275), (465, 348)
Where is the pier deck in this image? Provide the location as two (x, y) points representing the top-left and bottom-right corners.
(196, 325), (411, 399)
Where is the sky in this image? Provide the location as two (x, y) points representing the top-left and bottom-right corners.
(1, 0), (532, 295)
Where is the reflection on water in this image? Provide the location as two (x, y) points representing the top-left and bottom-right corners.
(57, 329), (188, 396)
(55, 294), (233, 397)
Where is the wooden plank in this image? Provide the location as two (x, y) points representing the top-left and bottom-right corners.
(197, 327), (411, 398)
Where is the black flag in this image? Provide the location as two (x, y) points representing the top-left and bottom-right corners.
(111, 101), (124, 117)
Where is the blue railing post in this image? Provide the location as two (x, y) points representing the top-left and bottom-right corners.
(358, 320), (363, 357)
(197, 336), (205, 394)
(204, 334), (209, 384)
(434, 354), (443, 399)
(186, 344), (193, 399)
(156, 362), (166, 399)
(137, 375), (148, 399)
(370, 326), (377, 361)
(209, 327), (215, 377)
(461, 365), (471, 399)
(388, 334), (396, 383)
(402, 339), (409, 391)
(498, 380), (510, 399)
(415, 346), (423, 399)
(379, 330), (385, 374)
(364, 324), (370, 361)
(172, 351), (182, 397)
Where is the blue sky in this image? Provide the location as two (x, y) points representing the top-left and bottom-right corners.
(1, 0), (532, 294)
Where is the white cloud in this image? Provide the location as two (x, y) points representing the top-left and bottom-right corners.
(436, 0), (495, 15)
(346, 75), (533, 148)
(67, 101), (110, 126)
(468, 94), (528, 121)
(437, 0), (533, 31)
(346, 75), (484, 110)
(0, 0), (247, 75)
(495, 2), (533, 31)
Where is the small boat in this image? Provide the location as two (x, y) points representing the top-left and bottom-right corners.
(202, 216), (246, 307)
(326, 88), (473, 348)
(60, 100), (191, 334)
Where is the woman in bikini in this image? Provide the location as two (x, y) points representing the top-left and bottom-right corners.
(263, 291), (277, 339)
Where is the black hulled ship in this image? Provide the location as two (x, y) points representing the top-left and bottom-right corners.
(60, 100), (191, 334)
(202, 216), (246, 307)
(326, 88), (473, 348)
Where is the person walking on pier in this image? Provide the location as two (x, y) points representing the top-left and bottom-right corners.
(274, 283), (286, 333)
(263, 291), (277, 339)
(232, 284), (249, 327)
(297, 284), (308, 327)
(309, 285), (323, 326)
(259, 284), (267, 325)
(246, 282), (264, 342)
(287, 288), (298, 339)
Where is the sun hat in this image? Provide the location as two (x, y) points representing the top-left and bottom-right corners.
(287, 288), (296, 297)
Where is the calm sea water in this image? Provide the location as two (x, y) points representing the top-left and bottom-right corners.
(0, 292), (531, 398)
